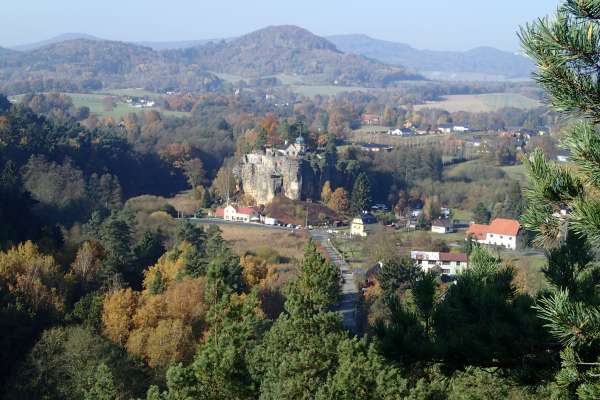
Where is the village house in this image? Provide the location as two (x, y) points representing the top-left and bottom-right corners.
(411, 251), (469, 276)
(431, 219), (454, 234)
(214, 205), (260, 223)
(361, 113), (382, 125)
(467, 218), (520, 250)
(350, 213), (377, 237)
(410, 250), (469, 275)
(452, 125), (470, 132)
(388, 128), (415, 136)
(437, 124), (453, 134)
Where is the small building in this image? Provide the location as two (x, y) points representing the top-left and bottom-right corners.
(467, 218), (520, 250)
(437, 124), (453, 134)
(389, 128), (415, 136)
(431, 219), (454, 234)
(361, 113), (382, 125)
(360, 143), (394, 153)
(350, 213), (377, 237)
(223, 205), (260, 223)
(411, 251), (469, 276)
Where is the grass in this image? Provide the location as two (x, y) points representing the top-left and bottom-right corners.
(501, 164), (530, 186)
(98, 88), (165, 98)
(289, 84), (369, 97)
(349, 130), (449, 147)
(212, 224), (308, 261)
(414, 93), (541, 113)
(11, 91), (189, 119)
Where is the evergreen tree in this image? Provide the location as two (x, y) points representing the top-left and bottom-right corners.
(350, 173), (372, 214)
(520, 2), (600, 397)
(84, 363), (118, 400)
(472, 202), (491, 224)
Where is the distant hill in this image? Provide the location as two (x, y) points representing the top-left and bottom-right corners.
(0, 26), (424, 95)
(169, 25), (422, 86)
(10, 33), (103, 51)
(0, 39), (222, 94)
(0, 46), (17, 56)
(136, 39), (219, 51)
(327, 34), (534, 81)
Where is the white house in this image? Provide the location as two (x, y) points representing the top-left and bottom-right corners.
(389, 128), (415, 136)
(410, 251), (469, 276)
(431, 219), (454, 234)
(350, 213), (377, 237)
(467, 218), (520, 250)
(437, 124), (453, 134)
(453, 125), (470, 132)
(223, 205), (260, 223)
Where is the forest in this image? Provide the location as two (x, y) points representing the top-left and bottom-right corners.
(1, 1), (600, 399)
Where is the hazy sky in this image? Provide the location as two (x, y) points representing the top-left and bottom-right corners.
(2, 0), (559, 51)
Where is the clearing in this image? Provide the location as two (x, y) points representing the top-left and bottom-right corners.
(414, 93), (541, 113)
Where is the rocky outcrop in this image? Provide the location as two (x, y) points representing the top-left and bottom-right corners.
(236, 151), (303, 205)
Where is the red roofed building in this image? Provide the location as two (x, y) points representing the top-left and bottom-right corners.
(361, 113), (382, 125)
(467, 218), (520, 250)
(213, 205), (260, 223)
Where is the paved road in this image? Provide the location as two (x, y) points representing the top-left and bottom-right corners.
(309, 229), (358, 332)
(189, 219), (359, 332)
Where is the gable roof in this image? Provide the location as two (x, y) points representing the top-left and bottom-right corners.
(439, 252), (468, 262)
(467, 218), (520, 239)
(432, 219), (452, 228)
(467, 223), (488, 240)
(488, 218), (520, 236)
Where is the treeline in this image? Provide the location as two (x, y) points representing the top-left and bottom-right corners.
(0, 94), (187, 246)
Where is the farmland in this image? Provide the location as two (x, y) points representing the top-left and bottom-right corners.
(415, 92), (541, 112)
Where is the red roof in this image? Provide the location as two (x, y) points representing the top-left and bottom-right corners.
(467, 218), (520, 239)
(236, 206), (259, 216)
(439, 252), (468, 262)
(467, 223), (488, 240)
(215, 207), (225, 217)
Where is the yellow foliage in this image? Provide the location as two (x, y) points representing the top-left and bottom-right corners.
(127, 318), (194, 368)
(102, 288), (139, 346)
(240, 254), (269, 287)
(0, 241), (64, 313)
(142, 242), (192, 294)
(102, 277), (207, 369)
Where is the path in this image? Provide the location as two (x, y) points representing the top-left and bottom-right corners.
(309, 229), (358, 332)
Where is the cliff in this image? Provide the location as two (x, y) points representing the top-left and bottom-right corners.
(236, 147), (320, 205)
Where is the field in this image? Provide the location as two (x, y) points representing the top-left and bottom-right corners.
(415, 93), (541, 112)
(11, 92), (190, 119)
(349, 130), (449, 147)
(212, 224), (308, 261)
(290, 84), (369, 97)
(501, 163), (530, 186)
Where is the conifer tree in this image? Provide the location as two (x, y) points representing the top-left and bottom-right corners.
(350, 173), (372, 214)
(520, 2), (600, 397)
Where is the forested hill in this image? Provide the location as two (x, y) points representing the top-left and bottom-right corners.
(328, 34), (534, 80)
(169, 25), (422, 86)
(0, 25), (422, 95)
(0, 39), (223, 95)
(0, 46), (17, 56)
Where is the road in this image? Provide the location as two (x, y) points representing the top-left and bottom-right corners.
(309, 229), (358, 333)
(189, 218), (359, 332)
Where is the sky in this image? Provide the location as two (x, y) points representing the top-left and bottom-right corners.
(1, 0), (559, 51)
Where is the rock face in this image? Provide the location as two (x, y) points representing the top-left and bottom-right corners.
(237, 150), (303, 205)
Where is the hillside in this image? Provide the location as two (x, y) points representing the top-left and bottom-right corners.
(0, 46), (17, 56)
(169, 25), (422, 86)
(0, 39), (222, 94)
(10, 33), (103, 51)
(328, 34), (534, 81)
